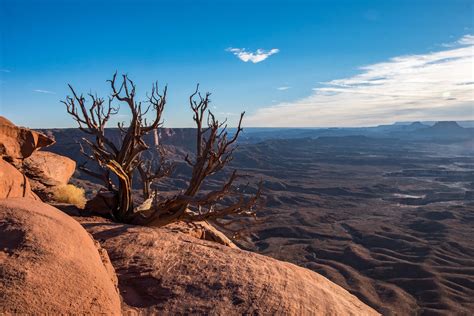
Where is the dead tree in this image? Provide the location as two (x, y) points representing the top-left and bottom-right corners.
(132, 86), (263, 227)
(137, 146), (174, 200)
(63, 73), (168, 222)
(63, 74), (262, 227)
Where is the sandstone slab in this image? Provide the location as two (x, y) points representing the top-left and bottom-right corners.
(79, 217), (379, 315)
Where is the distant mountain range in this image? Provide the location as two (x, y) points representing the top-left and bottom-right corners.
(393, 120), (474, 128)
(237, 121), (474, 143)
(37, 121), (473, 158)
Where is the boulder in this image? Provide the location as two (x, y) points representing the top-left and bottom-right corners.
(79, 217), (379, 315)
(21, 151), (76, 199)
(0, 116), (54, 163)
(0, 159), (37, 200)
(0, 198), (121, 315)
(22, 151), (76, 186)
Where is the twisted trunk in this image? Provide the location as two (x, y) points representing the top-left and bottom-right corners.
(64, 74), (260, 229)
(106, 160), (133, 221)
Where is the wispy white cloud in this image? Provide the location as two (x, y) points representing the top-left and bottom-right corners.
(458, 34), (474, 45)
(226, 47), (279, 63)
(277, 86), (291, 91)
(33, 89), (56, 94)
(246, 34), (474, 127)
(441, 34), (474, 47)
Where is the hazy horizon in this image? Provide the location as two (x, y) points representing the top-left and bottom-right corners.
(27, 119), (473, 131)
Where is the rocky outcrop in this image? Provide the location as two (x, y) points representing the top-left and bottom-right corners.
(164, 220), (238, 248)
(0, 159), (37, 200)
(85, 194), (238, 248)
(21, 151), (76, 199)
(0, 198), (121, 315)
(0, 116), (54, 165)
(78, 216), (379, 315)
(0, 116), (75, 201)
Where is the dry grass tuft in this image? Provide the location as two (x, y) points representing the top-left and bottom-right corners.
(53, 184), (87, 209)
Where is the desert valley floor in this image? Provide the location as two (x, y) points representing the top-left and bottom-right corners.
(232, 137), (474, 315)
(42, 127), (474, 315)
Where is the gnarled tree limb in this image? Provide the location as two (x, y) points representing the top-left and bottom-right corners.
(64, 75), (262, 230)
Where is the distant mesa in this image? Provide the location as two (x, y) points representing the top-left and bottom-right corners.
(430, 121), (464, 131)
(383, 120), (472, 141)
(415, 121), (473, 140)
(406, 121), (429, 130)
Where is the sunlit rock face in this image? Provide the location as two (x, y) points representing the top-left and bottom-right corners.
(0, 198), (121, 315)
(0, 116), (54, 165)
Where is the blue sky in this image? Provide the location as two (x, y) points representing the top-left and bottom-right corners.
(0, 0), (473, 127)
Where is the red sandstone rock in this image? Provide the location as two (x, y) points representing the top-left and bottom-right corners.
(21, 150), (77, 200)
(0, 116), (54, 163)
(0, 159), (37, 200)
(22, 150), (76, 186)
(0, 198), (121, 315)
(78, 216), (379, 315)
(164, 220), (239, 248)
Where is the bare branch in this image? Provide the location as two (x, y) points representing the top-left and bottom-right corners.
(64, 74), (261, 230)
